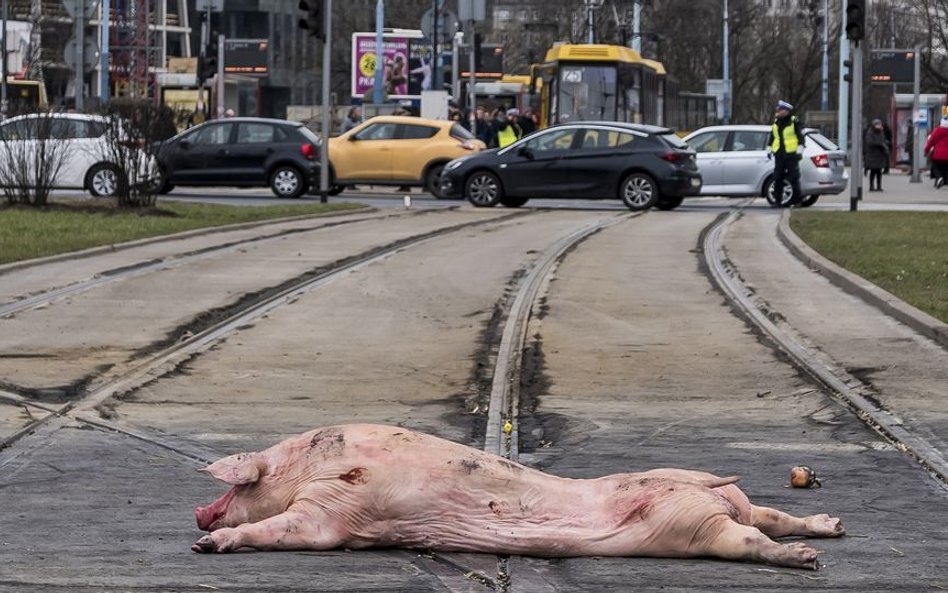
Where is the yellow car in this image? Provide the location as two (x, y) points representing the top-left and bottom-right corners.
(327, 116), (486, 198)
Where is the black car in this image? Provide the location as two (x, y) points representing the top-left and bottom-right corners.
(154, 117), (321, 198)
(439, 121), (702, 211)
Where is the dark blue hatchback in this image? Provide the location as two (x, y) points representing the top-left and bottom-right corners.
(439, 121), (702, 211)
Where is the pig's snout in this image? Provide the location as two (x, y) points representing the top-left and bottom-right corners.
(195, 488), (236, 531)
(195, 504), (223, 531)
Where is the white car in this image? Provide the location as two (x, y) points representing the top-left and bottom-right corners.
(683, 124), (849, 207)
(0, 113), (128, 197)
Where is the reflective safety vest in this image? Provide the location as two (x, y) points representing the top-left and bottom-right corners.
(497, 124), (519, 148)
(771, 117), (801, 154)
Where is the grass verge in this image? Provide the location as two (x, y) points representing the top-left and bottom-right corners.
(0, 199), (366, 266)
(790, 210), (948, 324)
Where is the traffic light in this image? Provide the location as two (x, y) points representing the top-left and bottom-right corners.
(845, 0), (865, 42)
(473, 33), (483, 71)
(298, 0), (325, 39)
(199, 36), (219, 82)
(843, 59), (853, 83)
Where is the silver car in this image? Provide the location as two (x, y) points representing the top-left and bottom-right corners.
(683, 124), (848, 207)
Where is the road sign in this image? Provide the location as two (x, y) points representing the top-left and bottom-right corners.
(916, 108), (929, 128)
(196, 0), (224, 12)
(64, 36), (99, 73)
(62, 0), (100, 19)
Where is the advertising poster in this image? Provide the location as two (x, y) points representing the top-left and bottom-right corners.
(352, 33), (432, 100)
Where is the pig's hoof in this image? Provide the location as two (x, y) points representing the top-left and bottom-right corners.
(805, 514), (846, 537)
(192, 535), (217, 553)
(780, 541), (820, 570)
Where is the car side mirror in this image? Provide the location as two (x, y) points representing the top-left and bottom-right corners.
(179, 140), (191, 149)
(518, 146), (534, 160)
(348, 135), (358, 142)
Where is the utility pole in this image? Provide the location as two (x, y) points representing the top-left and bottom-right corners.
(911, 45), (922, 183)
(75, 0), (85, 110)
(631, 0), (641, 52)
(373, 0), (383, 106)
(99, 0), (110, 104)
(2, 0), (8, 120)
(820, 0), (829, 111)
(838, 6), (849, 151)
(722, 0), (730, 124)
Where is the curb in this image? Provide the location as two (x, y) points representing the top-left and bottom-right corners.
(777, 210), (948, 350)
(0, 205), (374, 277)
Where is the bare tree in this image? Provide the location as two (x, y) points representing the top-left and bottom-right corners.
(0, 111), (70, 206)
(96, 99), (179, 209)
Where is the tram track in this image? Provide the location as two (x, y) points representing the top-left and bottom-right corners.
(0, 210), (531, 457)
(0, 208), (447, 319)
(0, 208), (637, 592)
(704, 206), (948, 488)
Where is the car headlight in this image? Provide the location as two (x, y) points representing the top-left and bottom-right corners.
(444, 158), (467, 172)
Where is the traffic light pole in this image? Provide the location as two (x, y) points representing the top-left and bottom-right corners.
(849, 39), (862, 212)
(318, 0), (332, 202)
(911, 45), (922, 184)
(198, 7), (210, 117)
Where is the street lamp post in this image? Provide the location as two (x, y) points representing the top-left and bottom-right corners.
(821, 0), (829, 111)
(722, 0), (730, 124)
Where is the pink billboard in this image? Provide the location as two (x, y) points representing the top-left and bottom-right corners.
(351, 32), (430, 100)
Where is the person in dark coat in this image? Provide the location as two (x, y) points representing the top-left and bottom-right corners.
(863, 118), (890, 192)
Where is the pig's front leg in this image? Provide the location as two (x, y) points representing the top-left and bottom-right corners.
(192, 503), (344, 553)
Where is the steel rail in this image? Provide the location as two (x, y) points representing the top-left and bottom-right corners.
(705, 209), (948, 487)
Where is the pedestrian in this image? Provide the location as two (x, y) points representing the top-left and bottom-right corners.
(519, 108), (537, 136)
(881, 121), (893, 174)
(863, 118), (890, 192)
(768, 100), (806, 207)
(924, 116), (948, 188)
(341, 106), (361, 133)
(495, 108), (522, 148)
(473, 106), (496, 148)
(223, 108), (236, 118)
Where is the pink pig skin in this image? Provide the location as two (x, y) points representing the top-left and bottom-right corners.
(193, 424), (844, 569)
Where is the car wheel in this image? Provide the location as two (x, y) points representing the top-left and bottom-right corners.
(153, 169), (174, 195)
(800, 194), (819, 207)
(86, 164), (126, 197)
(499, 195), (529, 208)
(270, 166), (306, 198)
(764, 178), (793, 207)
(465, 170), (503, 207)
(654, 196), (684, 210)
(619, 173), (659, 210)
(425, 164), (447, 198)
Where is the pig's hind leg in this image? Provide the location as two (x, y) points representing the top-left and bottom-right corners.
(700, 515), (822, 570)
(192, 503), (344, 553)
(750, 506), (845, 538)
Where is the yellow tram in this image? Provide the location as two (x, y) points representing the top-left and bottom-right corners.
(529, 44), (715, 133)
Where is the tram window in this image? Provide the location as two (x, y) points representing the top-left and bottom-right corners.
(558, 65), (617, 122)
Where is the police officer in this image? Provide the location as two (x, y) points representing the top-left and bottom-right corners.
(769, 100), (806, 207)
(495, 108), (522, 148)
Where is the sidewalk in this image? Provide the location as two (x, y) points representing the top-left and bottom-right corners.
(816, 168), (948, 209)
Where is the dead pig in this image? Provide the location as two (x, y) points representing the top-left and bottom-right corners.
(192, 423), (845, 569)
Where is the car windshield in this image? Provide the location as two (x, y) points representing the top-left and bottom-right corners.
(806, 132), (839, 150)
(557, 65), (616, 122)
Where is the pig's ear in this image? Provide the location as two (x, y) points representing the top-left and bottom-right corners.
(201, 453), (267, 485)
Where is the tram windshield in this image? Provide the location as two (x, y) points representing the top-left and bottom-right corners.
(556, 65), (616, 123)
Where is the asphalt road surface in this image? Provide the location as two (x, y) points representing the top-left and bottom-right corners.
(1, 172), (946, 592)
